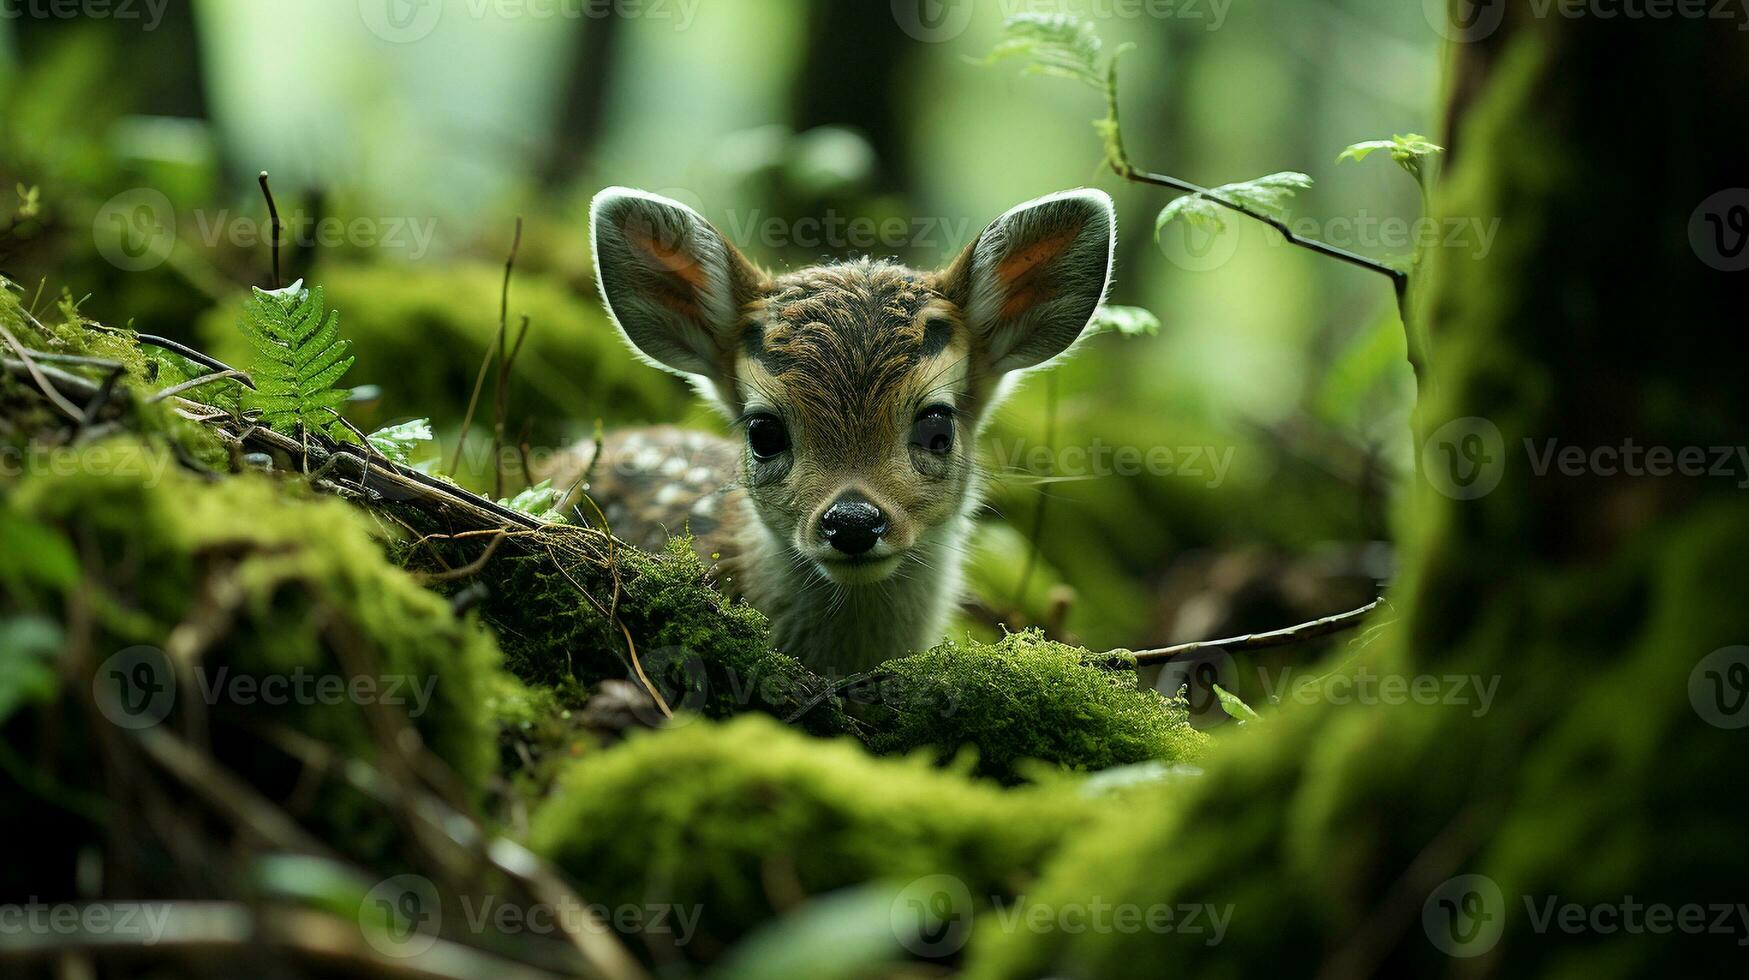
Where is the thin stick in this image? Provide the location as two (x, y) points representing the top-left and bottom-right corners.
(490, 217), (525, 499)
(137, 334), (253, 385)
(257, 171), (282, 289)
(1100, 60), (1427, 397)
(0, 902), (575, 980)
(0, 322), (83, 418)
(1011, 371), (1058, 610)
(448, 334), (500, 476)
(145, 369), (250, 404)
(1128, 599), (1384, 666)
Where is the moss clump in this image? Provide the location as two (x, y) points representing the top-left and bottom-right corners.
(1, 285), (226, 469)
(1, 444), (505, 887)
(529, 714), (1100, 963)
(427, 532), (852, 734)
(866, 630), (1206, 784)
(485, 672), (593, 805)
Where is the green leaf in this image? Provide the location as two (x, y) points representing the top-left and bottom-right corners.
(1212, 684), (1263, 724)
(367, 418), (433, 464)
(1087, 304), (1161, 339)
(1338, 134), (1444, 181)
(982, 12), (1106, 89)
(712, 884), (911, 980)
(16, 183), (41, 219)
(1212, 171), (1313, 216)
(501, 479), (558, 517)
(234, 278), (359, 436)
(1154, 194), (1228, 238)
(1155, 173), (1312, 239)
(0, 616), (63, 724)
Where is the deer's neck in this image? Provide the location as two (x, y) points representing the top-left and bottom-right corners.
(733, 506), (969, 676)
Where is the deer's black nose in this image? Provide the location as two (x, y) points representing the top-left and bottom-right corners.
(820, 494), (887, 556)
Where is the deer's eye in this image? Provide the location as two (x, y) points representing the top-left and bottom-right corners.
(910, 406), (955, 455)
(745, 413), (790, 460)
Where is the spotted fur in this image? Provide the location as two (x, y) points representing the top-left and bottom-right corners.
(559, 187), (1116, 673)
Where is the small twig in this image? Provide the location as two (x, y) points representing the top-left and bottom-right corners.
(1127, 598), (1385, 667)
(490, 218), (525, 499)
(136, 334), (253, 385)
(1011, 371), (1059, 611)
(145, 369), (249, 404)
(77, 365), (125, 429)
(419, 532), (506, 583)
(1101, 61), (1427, 397)
(449, 334), (500, 476)
(0, 321), (82, 419)
(0, 902), (576, 980)
(258, 171), (282, 289)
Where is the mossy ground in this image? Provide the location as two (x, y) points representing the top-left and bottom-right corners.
(528, 713), (1105, 963)
(869, 630), (1206, 783)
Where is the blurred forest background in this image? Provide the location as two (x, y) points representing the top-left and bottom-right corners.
(0, 0), (1438, 659)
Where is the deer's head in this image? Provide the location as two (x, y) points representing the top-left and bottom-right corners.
(591, 187), (1114, 586)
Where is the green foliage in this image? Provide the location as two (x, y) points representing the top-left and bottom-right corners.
(235, 279), (355, 436)
(1338, 133), (1444, 185)
(1154, 172), (1313, 238)
(1086, 304), (1161, 339)
(869, 630), (1206, 784)
(982, 12), (1107, 89)
(14, 183), (41, 219)
(499, 477), (562, 520)
(0, 614), (59, 724)
(365, 417), (432, 464)
(1211, 683), (1262, 724)
(529, 714), (1101, 961)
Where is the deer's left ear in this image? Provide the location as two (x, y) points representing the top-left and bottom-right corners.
(940, 188), (1115, 375)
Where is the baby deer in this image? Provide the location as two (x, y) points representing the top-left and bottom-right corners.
(561, 187), (1115, 674)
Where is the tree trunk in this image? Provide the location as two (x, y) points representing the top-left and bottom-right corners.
(970, 6), (1749, 978)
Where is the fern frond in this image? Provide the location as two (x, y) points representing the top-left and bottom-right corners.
(236, 279), (357, 436)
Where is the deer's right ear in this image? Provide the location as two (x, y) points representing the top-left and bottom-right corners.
(590, 188), (762, 391)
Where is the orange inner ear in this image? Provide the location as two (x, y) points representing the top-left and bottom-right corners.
(996, 225), (1080, 320)
(622, 217), (709, 290)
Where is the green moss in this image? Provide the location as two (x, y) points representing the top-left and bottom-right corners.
(1, 443), (505, 882)
(529, 713), (1101, 962)
(415, 531), (854, 735)
(868, 630), (1206, 784)
(485, 672), (593, 805)
(1, 284), (226, 469)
